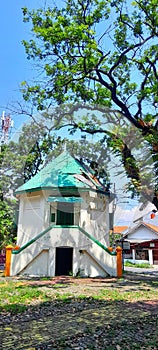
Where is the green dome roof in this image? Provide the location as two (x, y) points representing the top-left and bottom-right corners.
(15, 151), (106, 195)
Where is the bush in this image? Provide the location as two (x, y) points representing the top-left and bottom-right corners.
(125, 261), (151, 268)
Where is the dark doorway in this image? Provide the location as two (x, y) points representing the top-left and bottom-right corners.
(55, 247), (73, 276)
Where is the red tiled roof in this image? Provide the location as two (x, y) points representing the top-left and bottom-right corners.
(113, 226), (128, 234)
(144, 223), (158, 233)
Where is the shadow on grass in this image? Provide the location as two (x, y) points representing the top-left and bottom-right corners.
(0, 295), (158, 350)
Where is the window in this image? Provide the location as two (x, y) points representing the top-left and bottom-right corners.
(56, 203), (74, 225)
(51, 213), (56, 223)
(136, 249), (148, 260)
(50, 205), (56, 223)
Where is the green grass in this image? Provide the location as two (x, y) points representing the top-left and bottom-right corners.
(0, 281), (51, 312)
(97, 288), (158, 301)
(124, 260), (151, 268)
(0, 278), (158, 314)
(0, 278), (157, 349)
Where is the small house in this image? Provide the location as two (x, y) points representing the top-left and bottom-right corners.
(122, 222), (158, 265)
(10, 151), (117, 277)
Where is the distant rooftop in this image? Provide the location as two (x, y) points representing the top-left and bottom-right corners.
(145, 223), (158, 233)
(123, 221), (158, 238)
(113, 226), (128, 234)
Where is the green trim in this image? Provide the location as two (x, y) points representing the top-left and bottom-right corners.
(47, 196), (83, 203)
(78, 226), (116, 256)
(15, 186), (84, 195)
(15, 186), (110, 196)
(12, 224), (55, 254)
(12, 225), (116, 256)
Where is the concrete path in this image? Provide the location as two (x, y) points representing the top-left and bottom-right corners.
(124, 265), (158, 276)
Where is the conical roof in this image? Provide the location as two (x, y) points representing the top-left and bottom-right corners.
(15, 150), (107, 195)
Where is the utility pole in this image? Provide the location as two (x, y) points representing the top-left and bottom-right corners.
(111, 183), (116, 247)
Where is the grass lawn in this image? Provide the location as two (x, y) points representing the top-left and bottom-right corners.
(124, 261), (151, 268)
(0, 276), (158, 349)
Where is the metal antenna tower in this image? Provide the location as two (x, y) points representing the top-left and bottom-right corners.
(0, 111), (14, 146)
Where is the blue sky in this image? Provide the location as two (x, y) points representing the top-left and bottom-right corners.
(0, 1), (41, 126)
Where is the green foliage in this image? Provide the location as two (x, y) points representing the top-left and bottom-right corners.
(0, 198), (17, 248)
(0, 123), (65, 247)
(21, 0), (157, 119)
(109, 233), (122, 246)
(19, 0), (158, 207)
(0, 122), (65, 196)
(124, 261), (151, 268)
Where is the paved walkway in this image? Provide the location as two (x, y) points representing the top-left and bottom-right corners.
(124, 265), (158, 276)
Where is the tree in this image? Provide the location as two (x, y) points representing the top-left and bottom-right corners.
(0, 198), (17, 248)
(0, 122), (64, 195)
(20, 0), (158, 208)
(0, 123), (64, 246)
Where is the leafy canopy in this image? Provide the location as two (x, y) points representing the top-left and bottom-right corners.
(19, 0), (158, 206)
(21, 0), (157, 126)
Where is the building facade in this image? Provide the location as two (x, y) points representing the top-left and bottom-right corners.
(10, 151), (117, 277)
(122, 222), (158, 265)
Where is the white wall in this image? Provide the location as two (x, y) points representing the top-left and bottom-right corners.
(17, 191), (45, 246)
(11, 226), (116, 277)
(128, 225), (158, 241)
(14, 189), (113, 277)
(20, 250), (49, 276)
(79, 191), (109, 246)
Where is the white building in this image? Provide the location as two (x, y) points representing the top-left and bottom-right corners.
(122, 222), (158, 265)
(10, 151), (117, 277)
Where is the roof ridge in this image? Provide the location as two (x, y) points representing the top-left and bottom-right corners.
(144, 222), (158, 232)
(124, 221), (158, 236)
